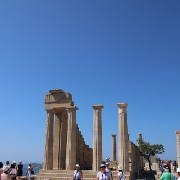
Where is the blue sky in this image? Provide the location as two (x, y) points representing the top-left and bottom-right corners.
(0, 0), (179, 164)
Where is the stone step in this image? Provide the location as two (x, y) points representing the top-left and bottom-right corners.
(37, 170), (131, 180)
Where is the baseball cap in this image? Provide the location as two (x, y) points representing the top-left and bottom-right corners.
(100, 164), (106, 168)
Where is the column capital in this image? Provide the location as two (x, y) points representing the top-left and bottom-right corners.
(92, 104), (104, 109)
(116, 103), (128, 108)
(112, 134), (117, 137)
(117, 103), (128, 113)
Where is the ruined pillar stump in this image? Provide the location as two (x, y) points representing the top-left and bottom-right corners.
(112, 134), (116, 161)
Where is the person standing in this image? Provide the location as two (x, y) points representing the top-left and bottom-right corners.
(160, 166), (174, 180)
(117, 166), (125, 180)
(105, 163), (113, 180)
(1, 166), (10, 180)
(26, 162), (33, 180)
(0, 162), (3, 176)
(3, 162), (9, 168)
(96, 164), (110, 180)
(73, 164), (83, 180)
(167, 161), (172, 173)
(175, 168), (180, 180)
(10, 161), (17, 180)
(16, 161), (23, 180)
(172, 161), (177, 173)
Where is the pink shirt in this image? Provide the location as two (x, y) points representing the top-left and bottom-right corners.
(1, 173), (9, 180)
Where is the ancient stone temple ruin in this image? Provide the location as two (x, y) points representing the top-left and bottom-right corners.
(43, 89), (92, 170)
(38, 89), (144, 179)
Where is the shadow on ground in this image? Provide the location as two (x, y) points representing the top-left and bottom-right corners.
(133, 170), (160, 180)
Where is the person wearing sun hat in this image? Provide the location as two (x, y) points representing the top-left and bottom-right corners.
(160, 165), (175, 180)
(73, 164), (83, 180)
(175, 168), (180, 180)
(96, 164), (110, 180)
(117, 166), (125, 180)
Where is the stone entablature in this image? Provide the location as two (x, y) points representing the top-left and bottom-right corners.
(45, 89), (74, 110)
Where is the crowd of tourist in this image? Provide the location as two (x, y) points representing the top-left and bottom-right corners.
(0, 161), (33, 180)
(73, 160), (125, 180)
(73, 159), (180, 180)
(159, 160), (180, 180)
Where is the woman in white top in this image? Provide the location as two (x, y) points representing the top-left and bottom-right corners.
(96, 164), (110, 180)
(117, 166), (125, 180)
(73, 164), (83, 180)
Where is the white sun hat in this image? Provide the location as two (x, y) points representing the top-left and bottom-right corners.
(117, 166), (123, 170)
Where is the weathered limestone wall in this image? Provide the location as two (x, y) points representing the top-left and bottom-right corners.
(76, 125), (92, 169)
(129, 140), (144, 174)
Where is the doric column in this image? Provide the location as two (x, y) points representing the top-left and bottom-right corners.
(43, 111), (54, 170)
(176, 130), (180, 168)
(92, 104), (104, 171)
(53, 113), (61, 169)
(66, 107), (78, 170)
(112, 134), (116, 161)
(117, 103), (129, 172)
(60, 111), (68, 169)
(53, 111), (68, 169)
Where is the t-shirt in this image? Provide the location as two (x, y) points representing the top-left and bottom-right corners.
(1, 173), (9, 180)
(160, 172), (174, 180)
(118, 171), (125, 180)
(74, 170), (81, 179)
(97, 172), (110, 180)
(105, 168), (112, 180)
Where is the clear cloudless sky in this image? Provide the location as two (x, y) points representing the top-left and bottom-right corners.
(0, 0), (179, 164)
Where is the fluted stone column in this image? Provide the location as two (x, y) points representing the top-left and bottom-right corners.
(66, 107), (78, 170)
(53, 111), (68, 169)
(176, 130), (180, 168)
(53, 113), (61, 169)
(43, 111), (54, 170)
(92, 104), (103, 171)
(112, 134), (116, 161)
(117, 103), (129, 172)
(60, 111), (68, 169)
